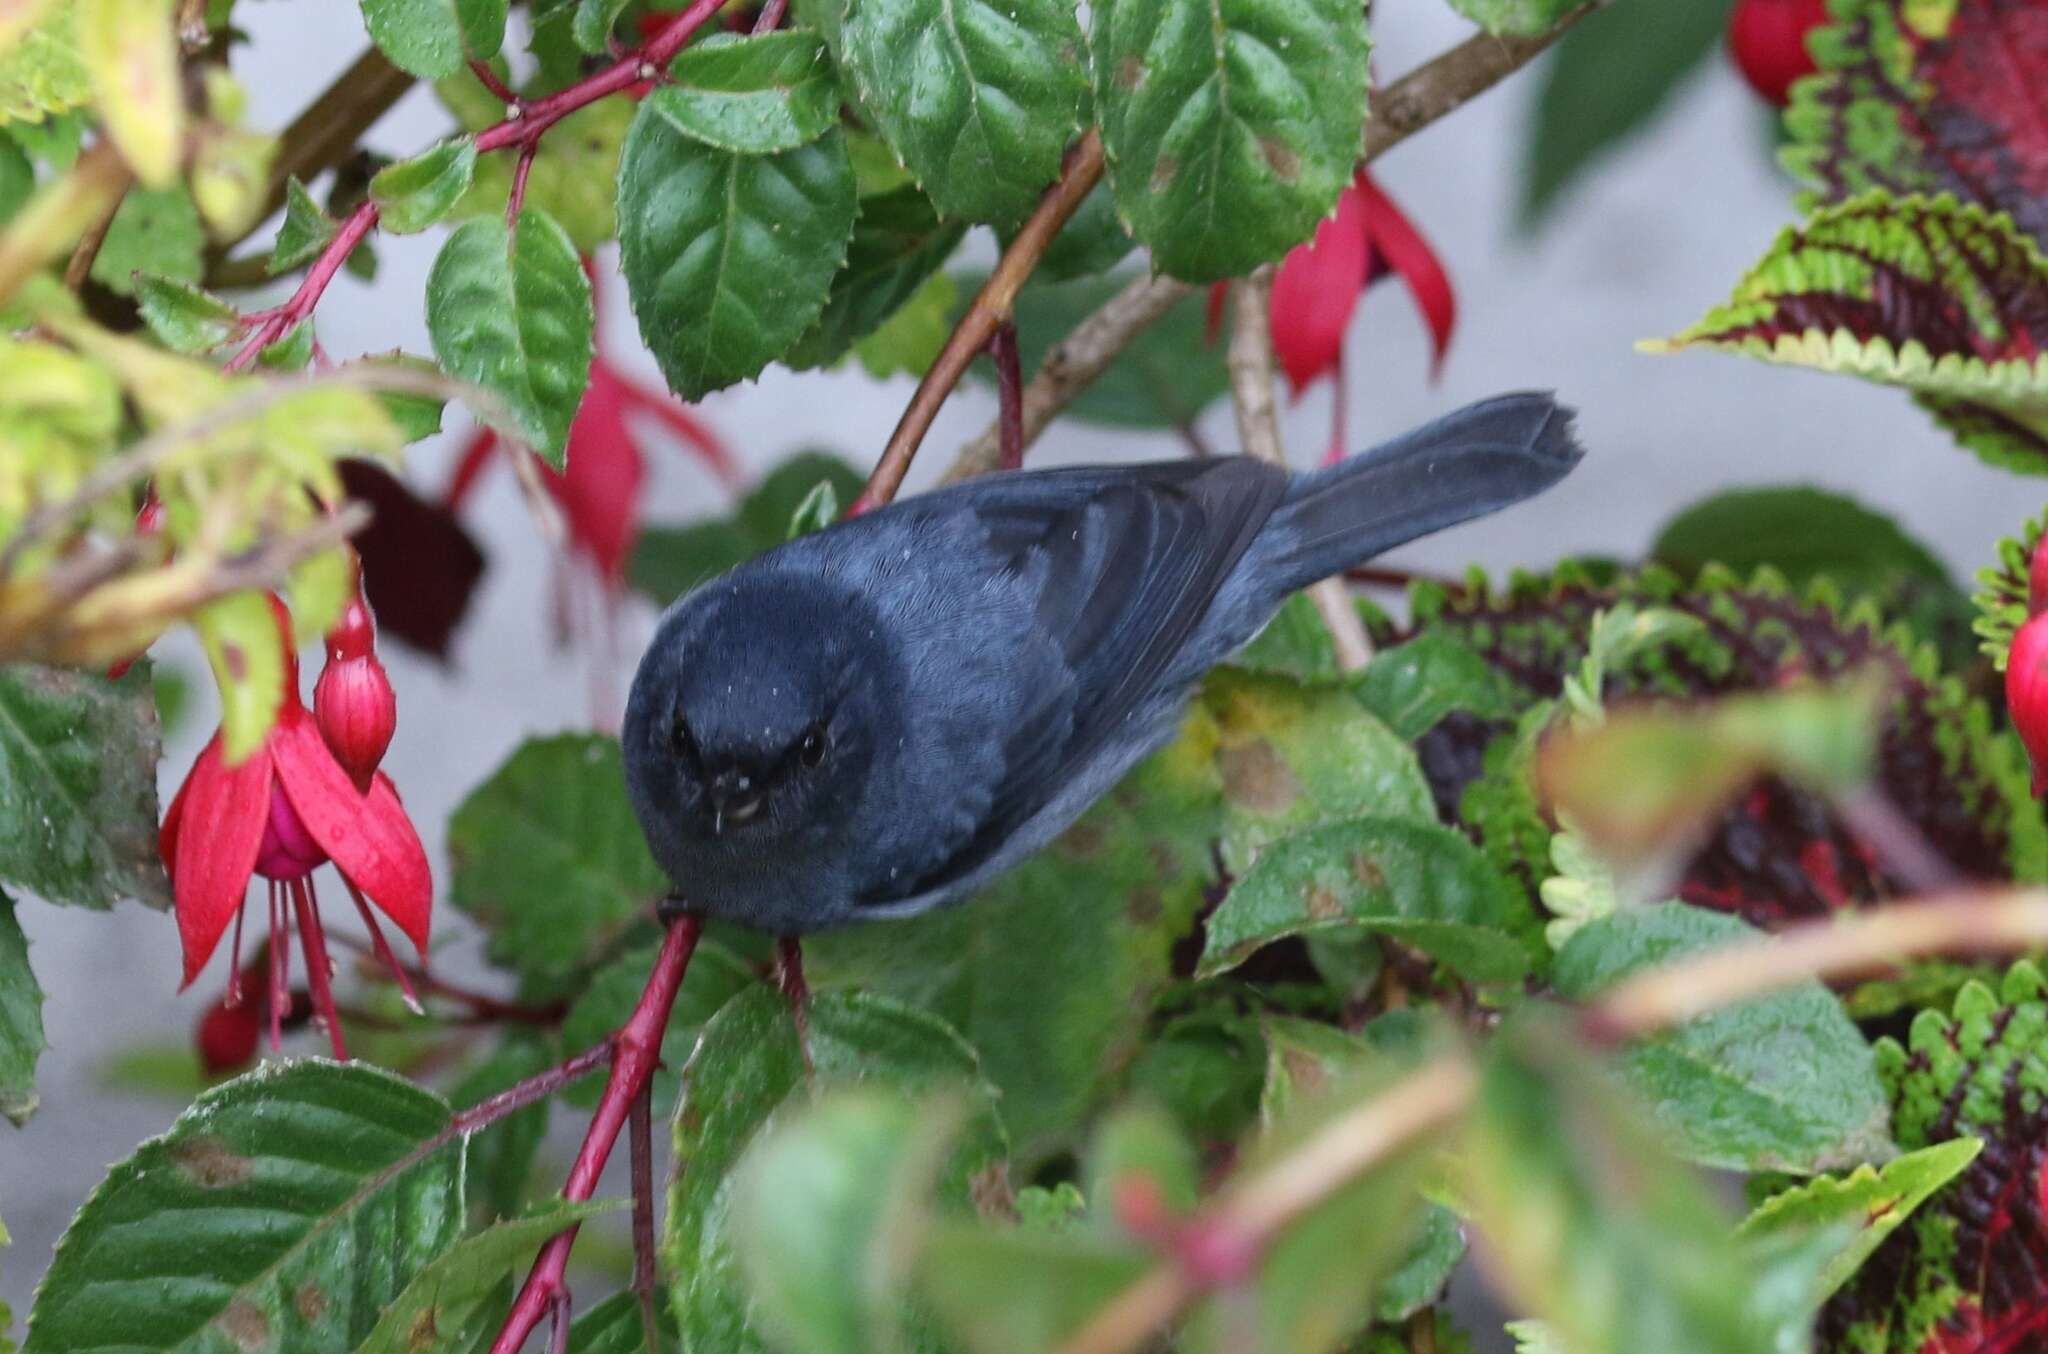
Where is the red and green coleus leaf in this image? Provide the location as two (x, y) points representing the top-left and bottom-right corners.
(1381, 562), (2046, 937)
(1972, 503), (2048, 669)
(1647, 191), (2048, 474)
(1817, 962), (2048, 1352)
(1783, 0), (2048, 250)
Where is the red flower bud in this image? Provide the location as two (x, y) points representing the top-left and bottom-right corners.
(2028, 533), (2048, 617)
(2006, 613), (2048, 796)
(195, 996), (260, 1077)
(1727, 0), (1829, 106)
(315, 651), (396, 793)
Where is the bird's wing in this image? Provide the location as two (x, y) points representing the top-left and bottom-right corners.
(860, 457), (1288, 906)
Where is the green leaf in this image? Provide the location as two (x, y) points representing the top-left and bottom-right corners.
(1003, 179), (1135, 282)
(449, 95), (633, 252)
(1232, 594), (1346, 684)
(0, 137), (32, 222)
(659, 31), (840, 154)
(1520, 0), (1734, 225)
(557, 934), (758, 1114)
(88, 185), (202, 297)
(852, 270), (955, 378)
(354, 1200), (623, 1354)
(1652, 485), (1952, 591)
(0, 890), (43, 1126)
(359, 0), (507, 78)
(566, 1292), (676, 1354)
(628, 452), (866, 599)
(1122, 1002), (1266, 1145)
(1204, 668), (1436, 872)
(271, 175), (338, 273)
(840, 0), (1086, 225)
(617, 105), (857, 399)
(446, 734), (673, 990)
(1644, 191), (2048, 474)
(371, 137), (479, 234)
(25, 1061), (465, 1354)
(570, 0), (631, 53)
(1463, 1018), (1809, 1354)
(1355, 627), (1530, 740)
(785, 477), (839, 538)
(984, 270), (1230, 428)
(77, 0), (181, 186)
(785, 185), (967, 371)
(1554, 903), (1892, 1173)
(133, 274), (239, 353)
(447, 1032), (557, 1221)
(1092, 0), (1369, 280)
(665, 988), (1008, 1354)
(919, 1226), (1149, 1354)
(426, 208), (593, 468)
(348, 350), (450, 444)
(0, 662), (165, 910)
(0, 3), (88, 126)
(1199, 816), (1534, 984)
(1444, 0), (1584, 38)
(195, 588), (287, 763)
(1738, 1138), (1982, 1303)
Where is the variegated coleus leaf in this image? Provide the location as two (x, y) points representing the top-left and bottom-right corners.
(1819, 962), (2048, 1352)
(1647, 192), (2048, 474)
(1972, 504), (2047, 668)
(1785, 0), (2048, 251)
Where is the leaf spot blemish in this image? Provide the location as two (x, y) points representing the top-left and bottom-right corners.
(1304, 883), (1343, 921)
(219, 1299), (269, 1352)
(1349, 852), (1386, 890)
(1148, 154), (1178, 195)
(1128, 885), (1163, 924)
(171, 1135), (252, 1187)
(1116, 55), (1144, 89)
(1260, 138), (1300, 182)
(1220, 740), (1299, 814)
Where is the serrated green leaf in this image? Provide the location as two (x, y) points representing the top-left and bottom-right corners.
(426, 208), (593, 467)
(557, 934), (758, 1115)
(360, 0), (507, 78)
(371, 137), (479, 234)
(77, 0), (180, 185)
(1521, 0), (1733, 226)
(1355, 627), (1530, 739)
(133, 274), (239, 353)
(618, 104), (856, 399)
(349, 350), (449, 444)
(665, 988), (1008, 1354)
(659, 30), (840, 154)
(786, 185), (966, 370)
(355, 1200), (622, 1354)
(0, 889), (44, 1125)
(1092, 0), (1368, 280)
(24, 1061), (465, 1354)
(1445, 0), (1582, 38)
(0, 2), (88, 126)
(565, 1292), (676, 1354)
(841, 0), (1085, 225)
(271, 175), (338, 273)
(1200, 816), (1533, 983)
(570, 0), (631, 53)
(1554, 903), (1892, 1173)
(1739, 1138), (1981, 1302)
(0, 662), (165, 910)
(88, 185), (202, 297)
(447, 733), (673, 991)
(628, 452), (866, 599)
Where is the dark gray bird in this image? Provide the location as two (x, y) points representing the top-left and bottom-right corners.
(622, 392), (1582, 935)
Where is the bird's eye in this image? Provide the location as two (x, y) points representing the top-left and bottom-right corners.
(798, 722), (828, 767)
(670, 712), (699, 765)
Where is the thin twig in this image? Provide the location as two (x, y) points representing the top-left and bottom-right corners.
(630, 1087), (661, 1354)
(850, 129), (1105, 512)
(990, 321), (1023, 472)
(1226, 268), (1374, 671)
(62, 185), (127, 291)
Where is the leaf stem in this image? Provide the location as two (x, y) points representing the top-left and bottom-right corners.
(630, 1085), (662, 1353)
(990, 321), (1023, 471)
(489, 912), (706, 1354)
(850, 128), (1105, 512)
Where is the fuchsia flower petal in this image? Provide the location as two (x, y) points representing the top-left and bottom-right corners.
(1270, 183), (1371, 396)
(1355, 171), (1457, 378)
(271, 710), (434, 953)
(2007, 614), (2048, 796)
(166, 734), (273, 987)
(547, 358), (649, 581)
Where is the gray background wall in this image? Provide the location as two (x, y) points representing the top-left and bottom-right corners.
(5, 0), (2033, 1341)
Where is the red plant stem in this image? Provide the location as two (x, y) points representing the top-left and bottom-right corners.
(268, 883), (290, 1051)
(292, 879), (348, 1060)
(225, 0), (726, 370)
(468, 57), (520, 106)
(506, 146), (538, 227)
(451, 1040), (615, 1133)
(490, 913), (705, 1354)
(991, 322), (1023, 472)
(629, 1086), (661, 1353)
(751, 0), (789, 34)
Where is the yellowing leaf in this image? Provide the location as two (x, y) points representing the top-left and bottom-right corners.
(77, 0), (181, 186)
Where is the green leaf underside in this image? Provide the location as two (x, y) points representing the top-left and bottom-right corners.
(425, 209), (593, 467)
(659, 30), (841, 155)
(786, 186), (967, 371)
(1444, 0), (1583, 37)
(446, 733), (673, 991)
(271, 177), (337, 274)
(1785, 0), (2048, 252)
(352, 1200), (621, 1354)
(618, 102), (856, 399)
(665, 988), (1007, 1354)
(841, 0), (1087, 226)
(1091, 0), (1369, 281)
(370, 139), (479, 234)
(134, 275), (241, 354)
(1553, 904), (1892, 1173)
(1650, 191), (2048, 474)
(89, 187), (203, 298)
(25, 1061), (464, 1354)
(1198, 815), (1534, 984)
(0, 662), (166, 910)
(0, 890), (44, 1126)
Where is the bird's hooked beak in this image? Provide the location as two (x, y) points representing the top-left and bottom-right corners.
(706, 768), (764, 836)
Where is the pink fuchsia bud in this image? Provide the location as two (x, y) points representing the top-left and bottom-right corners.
(195, 996), (261, 1077)
(2028, 532), (2048, 617)
(255, 782), (328, 879)
(315, 651), (396, 793)
(2006, 613), (2048, 796)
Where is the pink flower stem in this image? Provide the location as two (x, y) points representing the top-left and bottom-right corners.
(342, 878), (424, 1014)
(226, 903), (247, 1006)
(751, 0), (789, 34)
(506, 145), (538, 229)
(224, 0), (726, 370)
(629, 1085), (661, 1353)
(489, 912), (706, 1354)
(268, 882), (290, 1051)
(292, 878), (348, 1060)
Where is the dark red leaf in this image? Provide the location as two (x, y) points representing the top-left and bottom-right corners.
(339, 458), (487, 660)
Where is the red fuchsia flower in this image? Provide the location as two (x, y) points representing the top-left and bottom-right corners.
(1206, 169), (1456, 463)
(159, 594), (430, 1058)
(1727, 0), (1829, 106)
(2007, 611), (2048, 796)
(314, 585), (397, 793)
